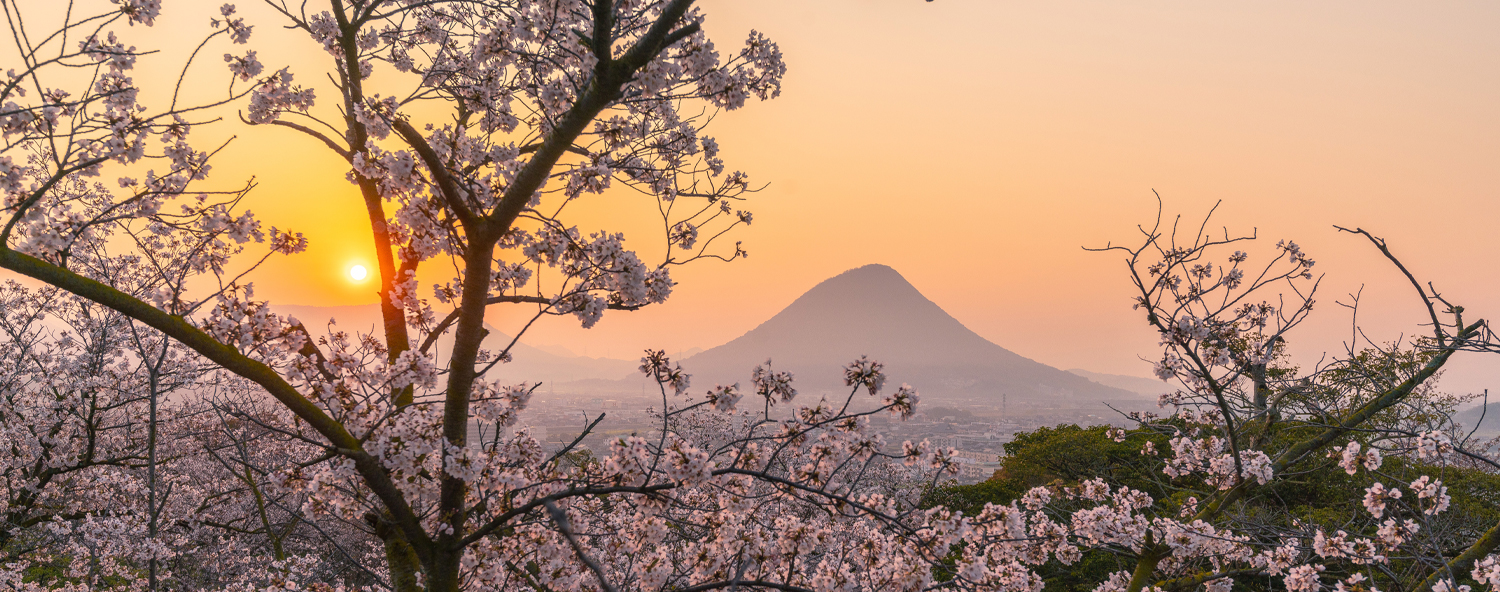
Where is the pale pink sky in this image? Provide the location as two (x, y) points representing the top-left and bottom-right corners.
(491, 0), (1500, 395)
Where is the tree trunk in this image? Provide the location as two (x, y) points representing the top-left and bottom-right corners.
(1125, 541), (1163, 592)
(376, 517), (426, 592)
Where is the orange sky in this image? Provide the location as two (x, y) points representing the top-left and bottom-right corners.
(16, 1), (1500, 395)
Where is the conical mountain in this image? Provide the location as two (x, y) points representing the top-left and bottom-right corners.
(680, 264), (1138, 404)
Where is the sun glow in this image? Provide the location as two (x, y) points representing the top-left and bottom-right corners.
(349, 265), (368, 281)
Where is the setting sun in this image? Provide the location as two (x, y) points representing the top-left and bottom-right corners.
(349, 264), (368, 281)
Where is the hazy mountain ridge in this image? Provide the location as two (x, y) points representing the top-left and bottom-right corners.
(1456, 402), (1500, 436)
(272, 304), (639, 384)
(1067, 369), (1175, 398)
(674, 265), (1139, 404)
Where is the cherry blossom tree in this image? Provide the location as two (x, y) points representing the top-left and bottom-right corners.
(1041, 201), (1500, 592)
(0, 281), (165, 573)
(0, 281), (213, 589)
(0, 273), (387, 591)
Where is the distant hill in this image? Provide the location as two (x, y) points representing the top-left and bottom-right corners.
(272, 304), (638, 384)
(1455, 402), (1500, 436)
(675, 264), (1138, 405)
(1067, 369), (1174, 398)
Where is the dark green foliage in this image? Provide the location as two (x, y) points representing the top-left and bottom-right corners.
(925, 423), (1500, 592)
(925, 425), (1171, 509)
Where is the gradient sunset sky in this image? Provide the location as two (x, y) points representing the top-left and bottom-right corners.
(45, 1), (1500, 394)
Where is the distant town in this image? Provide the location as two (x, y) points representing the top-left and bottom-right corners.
(477, 388), (1158, 483)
